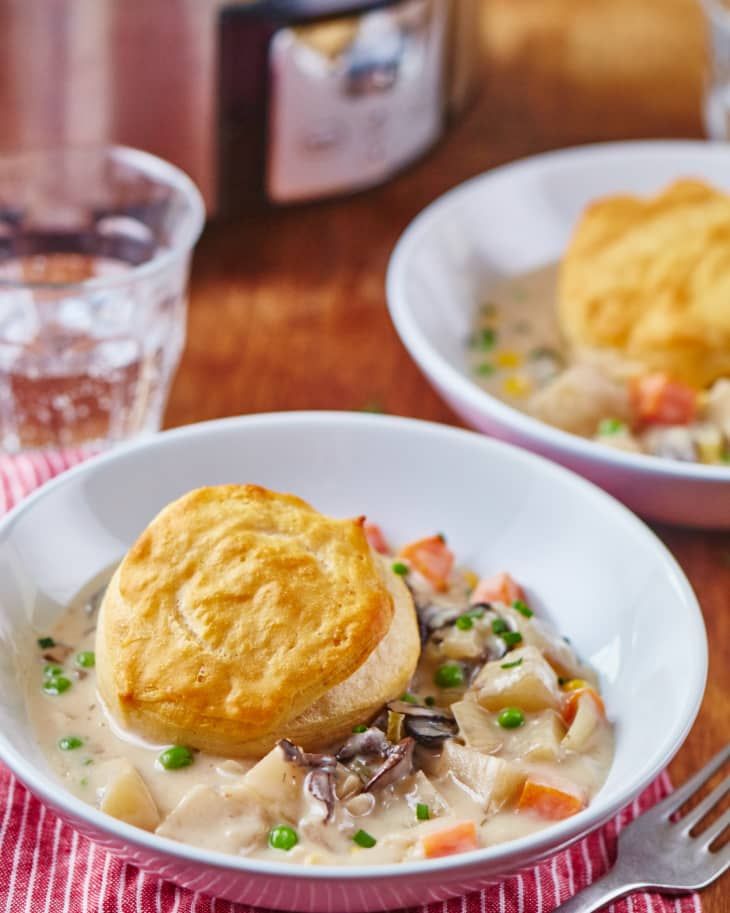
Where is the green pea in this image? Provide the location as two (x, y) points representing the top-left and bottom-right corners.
(75, 651), (95, 669)
(391, 561), (409, 576)
(353, 829), (377, 848)
(502, 631), (523, 647)
(434, 663), (465, 689)
(268, 825), (298, 851)
(158, 745), (194, 770)
(37, 637), (55, 649)
(400, 692), (418, 704)
(58, 736), (83, 751)
(416, 803), (430, 821)
(497, 707), (525, 729)
(491, 618), (509, 635)
(455, 615), (473, 631)
(352, 724), (368, 733)
(512, 600), (533, 618)
(597, 417), (626, 436)
(43, 676), (71, 696)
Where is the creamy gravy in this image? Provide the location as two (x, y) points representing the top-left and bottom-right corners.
(27, 559), (613, 866)
(468, 264), (730, 463)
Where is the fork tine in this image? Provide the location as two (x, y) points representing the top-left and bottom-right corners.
(699, 807), (730, 849)
(679, 774), (729, 831)
(651, 744), (730, 818)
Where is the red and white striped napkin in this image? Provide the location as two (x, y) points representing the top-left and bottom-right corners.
(0, 450), (702, 913)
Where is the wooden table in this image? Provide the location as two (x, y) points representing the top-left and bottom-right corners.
(167, 1), (728, 909)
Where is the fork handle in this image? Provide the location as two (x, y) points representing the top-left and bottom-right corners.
(554, 871), (648, 913)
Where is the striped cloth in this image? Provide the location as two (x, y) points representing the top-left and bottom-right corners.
(0, 449), (702, 913)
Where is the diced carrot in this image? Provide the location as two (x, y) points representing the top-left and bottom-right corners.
(562, 687), (606, 726)
(517, 778), (586, 821)
(364, 522), (389, 555)
(400, 536), (454, 591)
(421, 820), (479, 858)
(629, 373), (697, 427)
(470, 572), (525, 606)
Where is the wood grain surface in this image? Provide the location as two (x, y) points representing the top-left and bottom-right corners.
(166, 1), (728, 908)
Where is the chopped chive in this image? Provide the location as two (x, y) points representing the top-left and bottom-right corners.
(424, 696), (436, 707)
(82, 758), (94, 766)
(37, 637), (55, 649)
(501, 631), (523, 647)
(455, 614), (473, 631)
(470, 327), (497, 351)
(352, 724), (368, 733)
(391, 561), (409, 576)
(79, 777), (88, 787)
(400, 692), (418, 704)
(491, 618), (509, 635)
(43, 664), (64, 679)
(353, 829), (377, 848)
(476, 362), (496, 376)
(416, 803), (430, 821)
(512, 599), (533, 618)
(501, 658), (523, 670)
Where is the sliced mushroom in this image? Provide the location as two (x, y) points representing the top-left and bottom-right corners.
(403, 714), (457, 747)
(336, 728), (390, 762)
(42, 644), (73, 664)
(277, 739), (337, 823)
(364, 737), (415, 792)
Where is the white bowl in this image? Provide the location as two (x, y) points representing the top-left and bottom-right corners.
(387, 140), (730, 528)
(0, 412), (706, 912)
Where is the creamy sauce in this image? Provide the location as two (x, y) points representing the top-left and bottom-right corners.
(27, 562), (614, 866)
(468, 265), (730, 463)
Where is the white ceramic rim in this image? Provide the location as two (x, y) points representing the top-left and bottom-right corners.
(0, 412), (708, 882)
(0, 144), (206, 292)
(386, 139), (730, 482)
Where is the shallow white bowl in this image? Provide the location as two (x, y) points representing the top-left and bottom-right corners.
(0, 413), (706, 911)
(387, 140), (730, 528)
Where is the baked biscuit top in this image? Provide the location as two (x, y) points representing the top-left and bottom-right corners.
(558, 179), (730, 389)
(98, 485), (395, 747)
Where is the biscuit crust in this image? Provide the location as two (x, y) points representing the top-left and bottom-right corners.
(97, 485), (395, 752)
(559, 179), (730, 389)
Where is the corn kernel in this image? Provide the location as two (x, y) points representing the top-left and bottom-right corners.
(464, 570), (479, 590)
(502, 375), (532, 397)
(495, 350), (522, 369)
(562, 678), (588, 692)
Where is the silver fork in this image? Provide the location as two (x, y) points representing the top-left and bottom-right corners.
(556, 744), (730, 912)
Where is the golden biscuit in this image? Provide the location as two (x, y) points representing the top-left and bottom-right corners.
(97, 485), (395, 754)
(559, 179), (730, 389)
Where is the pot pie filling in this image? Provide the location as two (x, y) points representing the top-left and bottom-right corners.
(28, 517), (613, 866)
(467, 180), (730, 465)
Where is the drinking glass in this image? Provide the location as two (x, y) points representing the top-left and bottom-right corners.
(701, 0), (730, 138)
(0, 146), (205, 453)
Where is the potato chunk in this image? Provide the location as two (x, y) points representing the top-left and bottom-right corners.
(438, 740), (524, 809)
(473, 645), (561, 713)
(509, 710), (566, 762)
(98, 759), (160, 832)
(242, 744), (305, 815)
(156, 783), (267, 854)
